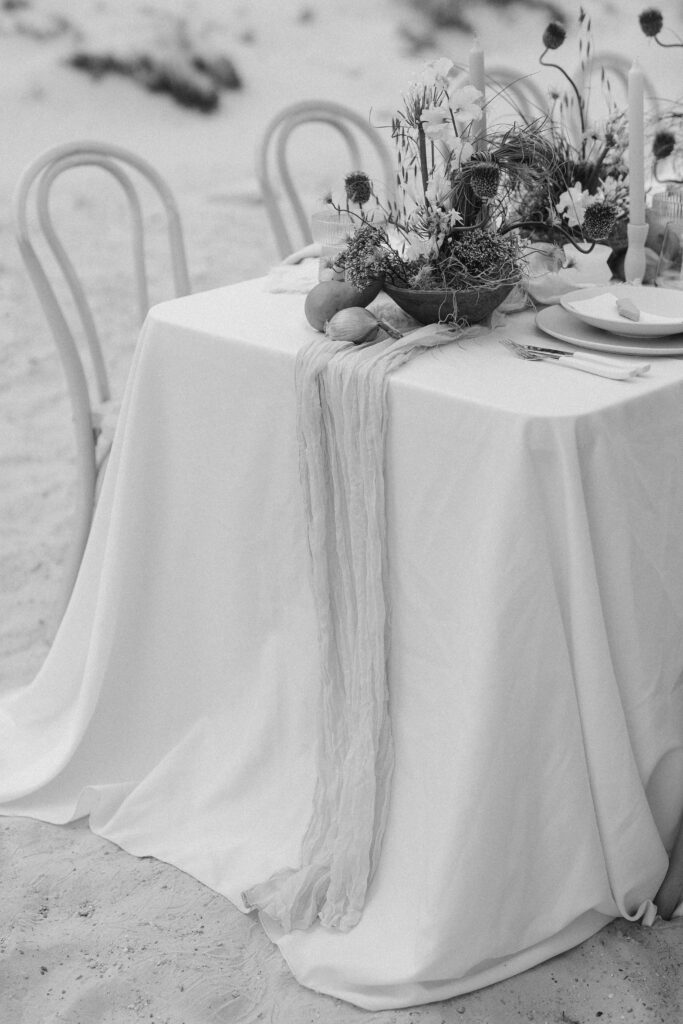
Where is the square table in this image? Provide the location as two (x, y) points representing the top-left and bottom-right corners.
(2, 279), (683, 1009)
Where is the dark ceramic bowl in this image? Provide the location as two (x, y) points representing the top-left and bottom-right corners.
(383, 280), (518, 325)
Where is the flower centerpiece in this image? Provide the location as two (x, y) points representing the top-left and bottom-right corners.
(322, 61), (541, 323)
(639, 9), (683, 187)
(634, 8), (683, 253)
(322, 52), (621, 325)
(510, 11), (627, 271)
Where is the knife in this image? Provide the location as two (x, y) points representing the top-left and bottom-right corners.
(523, 343), (650, 376)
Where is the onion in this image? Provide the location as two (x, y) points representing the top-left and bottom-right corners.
(325, 307), (403, 345)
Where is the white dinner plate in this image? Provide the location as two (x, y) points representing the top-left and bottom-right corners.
(535, 304), (683, 356)
(560, 284), (683, 337)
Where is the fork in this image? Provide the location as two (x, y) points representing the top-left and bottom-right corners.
(500, 338), (640, 380)
(518, 342), (650, 376)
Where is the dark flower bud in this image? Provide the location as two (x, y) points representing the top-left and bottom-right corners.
(583, 202), (617, 240)
(653, 129), (676, 160)
(542, 22), (566, 50)
(470, 161), (501, 199)
(344, 171), (372, 206)
(639, 8), (664, 37)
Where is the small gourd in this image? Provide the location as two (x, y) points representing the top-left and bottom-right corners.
(304, 279), (382, 332)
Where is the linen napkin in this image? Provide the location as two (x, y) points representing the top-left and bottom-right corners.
(264, 258), (323, 294)
(567, 292), (683, 325)
(243, 323), (456, 933)
(264, 259), (321, 293)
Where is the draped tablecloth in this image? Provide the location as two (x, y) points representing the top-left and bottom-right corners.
(2, 278), (683, 1009)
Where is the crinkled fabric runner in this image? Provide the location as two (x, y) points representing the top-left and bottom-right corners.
(243, 323), (461, 933)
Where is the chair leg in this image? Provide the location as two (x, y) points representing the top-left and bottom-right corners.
(51, 432), (97, 633)
(52, 487), (95, 633)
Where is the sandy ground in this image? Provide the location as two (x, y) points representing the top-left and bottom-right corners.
(1, 1), (683, 1020)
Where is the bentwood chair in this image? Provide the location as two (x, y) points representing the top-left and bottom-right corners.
(14, 140), (191, 624)
(256, 100), (395, 260)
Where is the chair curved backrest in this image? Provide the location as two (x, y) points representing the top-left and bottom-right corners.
(14, 139), (191, 624)
(256, 100), (395, 260)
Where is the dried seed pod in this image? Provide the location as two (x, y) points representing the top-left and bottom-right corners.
(542, 21), (566, 49)
(470, 161), (501, 199)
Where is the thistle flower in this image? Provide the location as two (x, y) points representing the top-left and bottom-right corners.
(470, 161), (501, 199)
(542, 22), (567, 50)
(582, 201), (617, 240)
(344, 171), (372, 206)
(639, 8), (664, 37)
(539, 21), (585, 137)
(653, 130), (676, 160)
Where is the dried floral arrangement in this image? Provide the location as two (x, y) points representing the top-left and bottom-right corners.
(324, 41), (624, 297)
(510, 10), (628, 253)
(327, 62), (549, 294)
(639, 8), (683, 187)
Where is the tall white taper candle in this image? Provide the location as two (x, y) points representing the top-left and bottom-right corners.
(625, 59), (647, 283)
(468, 36), (487, 149)
(628, 60), (645, 224)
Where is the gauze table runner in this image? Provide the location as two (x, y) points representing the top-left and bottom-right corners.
(244, 325), (455, 931)
(1, 279), (682, 1009)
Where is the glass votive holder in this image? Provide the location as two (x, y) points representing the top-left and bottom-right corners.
(310, 209), (353, 280)
(647, 190), (683, 253)
(655, 221), (683, 288)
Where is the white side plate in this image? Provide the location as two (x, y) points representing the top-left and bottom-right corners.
(536, 305), (683, 356)
(560, 284), (683, 337)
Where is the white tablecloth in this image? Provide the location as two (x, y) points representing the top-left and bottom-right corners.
(2, 279), (683, 1009)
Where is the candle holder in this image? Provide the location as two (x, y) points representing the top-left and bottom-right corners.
(311, 209), (354, 281)
(624, 222), (648, 284)
(654, 221), (683, 288)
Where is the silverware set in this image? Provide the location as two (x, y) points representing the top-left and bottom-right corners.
(500, 338), (650, 380)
